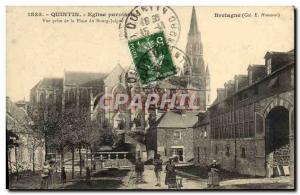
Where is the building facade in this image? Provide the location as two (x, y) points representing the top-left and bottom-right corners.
(156, 111), (198, 163)
(193, 112), (210, 166)
(29, 72), (105, 153)
(208, 50), (294, 178)
(7, 97), (45, 173)
(144, 7), (211, 162)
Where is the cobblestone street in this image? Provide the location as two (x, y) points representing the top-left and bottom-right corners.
(10, 165), (293, 190)
(119, 166), (292, 190)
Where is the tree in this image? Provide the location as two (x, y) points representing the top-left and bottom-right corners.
(53, 108), (104, 178)
(7, 130), (19, 187)
(25, 123), (45, 175)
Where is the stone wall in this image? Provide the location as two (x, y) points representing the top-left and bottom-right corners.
(209, 138), (256, 175)
(157, 128), (194, 162)
(193, 125), (210, 166)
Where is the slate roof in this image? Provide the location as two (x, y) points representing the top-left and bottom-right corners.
(196, 112), (209, 127)
(32, 78), (63, 90)
(6, 98), (32, 133)
(104, 64), (125, 88)
(64, 71), (106, 86)
(157, 111), (199, 128)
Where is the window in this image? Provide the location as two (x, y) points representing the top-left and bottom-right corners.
(226, 146), (230, 156)
(174, 131), (181, 139)
(267, 58), (272, 74)
(244, 122), (249, 137)
(215, 145), (218, 154)
(172, 148), (184, 161)
(254, 87), (259, 95)
(203, 130), (207, 138)
(249, 121), (255, 137)
(197, 147), (200, 163)
(204, 147), (207, 159)
(241, 147), (246, 158)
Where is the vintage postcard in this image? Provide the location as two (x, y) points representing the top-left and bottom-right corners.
(6, 6), (295, 190)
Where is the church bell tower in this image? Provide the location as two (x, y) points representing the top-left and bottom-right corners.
(183, 7), (210, 110)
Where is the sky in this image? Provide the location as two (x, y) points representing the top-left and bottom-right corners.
(6, 6), (294, 102)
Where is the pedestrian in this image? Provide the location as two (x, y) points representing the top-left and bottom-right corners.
(40, 161), (50, 189)
(48, 161), (54, 188)
(165, 157), (176, 188)
(207, 159), (220, 188)
(135, 157), (145, 183)
(92, 159), (96, 171)
(61, 166), (66, 185)
(153, 154), (163, 187)
(86, 166), (91, 185)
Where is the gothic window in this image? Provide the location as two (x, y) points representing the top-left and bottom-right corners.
(39, 92), (45, 106)
(48, 94), (54, 105)
(249, 121), (255, 137)
(80, 89), (89, 106)
(235, 124), (239, 138)
(69, 90), (76, 104)
(240, 123), (244, 137)
(244, 122), (249, 137)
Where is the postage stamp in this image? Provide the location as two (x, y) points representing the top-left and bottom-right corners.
(120, 6), (181, 46)
(128, 31), (177, 85)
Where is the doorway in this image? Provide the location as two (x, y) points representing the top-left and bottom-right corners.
(265, 106), (289, 177)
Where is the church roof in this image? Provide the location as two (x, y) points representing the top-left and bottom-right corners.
(104, 63), (125, 87)
(38, 78), (63, 89)
(64, 71), (106, 86)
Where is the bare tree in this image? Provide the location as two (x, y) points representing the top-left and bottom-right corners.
(25, 125), (44, 175)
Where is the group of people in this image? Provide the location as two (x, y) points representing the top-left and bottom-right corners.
(135, 155), (221, 188)
(40, 160), (57, 189)
(41, 161), (92, 189)
(135, 154), (178, 188)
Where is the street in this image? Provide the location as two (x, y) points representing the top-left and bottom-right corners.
(10, 165), (293, 190)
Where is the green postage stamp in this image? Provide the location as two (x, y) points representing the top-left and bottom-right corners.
(128, 32), (177, 85)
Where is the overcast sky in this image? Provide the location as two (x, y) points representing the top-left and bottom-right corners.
(7, 6), (294, 102)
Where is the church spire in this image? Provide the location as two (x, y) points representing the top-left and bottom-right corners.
(184, 7), (205, 75)
(188, 6), (199, 35)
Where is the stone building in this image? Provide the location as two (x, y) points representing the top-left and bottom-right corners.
(29, 78), (63, 153)
(7, 97), (45, 173)
(208, 49), (294, 178)
(29, 71), (105, 153)
(193, 112), (210, 166)
(144, 7), (211, 162)
(156, 111), (198, 163)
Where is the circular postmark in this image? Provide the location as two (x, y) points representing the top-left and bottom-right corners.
(120, 6), (181, 46)
(126, 45), (191, 88)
